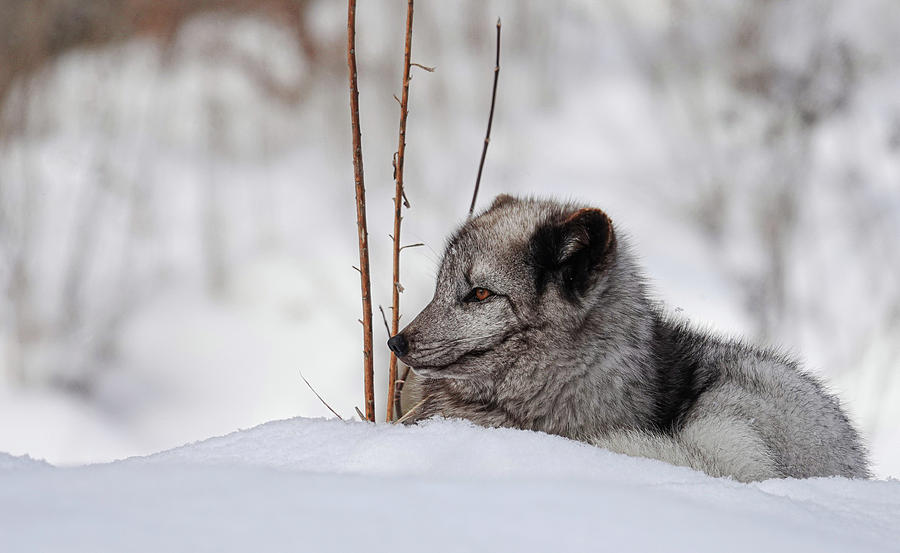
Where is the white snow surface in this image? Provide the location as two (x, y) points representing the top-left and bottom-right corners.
(2, 417), (898, 553)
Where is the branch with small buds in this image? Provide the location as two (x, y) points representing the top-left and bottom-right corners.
(346, 0), (375, 421)
(386, 0), (419, 422)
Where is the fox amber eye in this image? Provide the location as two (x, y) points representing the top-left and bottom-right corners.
(473, 288), (493, 301)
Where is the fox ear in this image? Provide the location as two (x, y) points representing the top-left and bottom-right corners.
(530, 208), (615, 300)
(488, 194), (516, 211)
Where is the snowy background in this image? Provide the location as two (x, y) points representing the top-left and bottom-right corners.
(1, 0), (899, 480)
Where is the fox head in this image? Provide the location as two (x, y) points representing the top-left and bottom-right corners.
(388, 194), (618, 380)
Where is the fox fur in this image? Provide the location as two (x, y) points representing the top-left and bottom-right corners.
(390, 195), (869, 482)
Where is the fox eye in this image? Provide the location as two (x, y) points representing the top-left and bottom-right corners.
(466, 287), (494, 302)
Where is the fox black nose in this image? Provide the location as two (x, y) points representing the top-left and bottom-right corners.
(387, 334), (409, 357)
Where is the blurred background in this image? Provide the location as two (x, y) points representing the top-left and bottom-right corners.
(1, 0), (898, 476)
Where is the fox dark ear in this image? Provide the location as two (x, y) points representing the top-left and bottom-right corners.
(530, 208), (615, 301)
(488, 194), (516, 211)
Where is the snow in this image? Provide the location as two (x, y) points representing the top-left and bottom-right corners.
(0, 453), (48, 472)
(1, 0), (899, 480)
(1, 418), (898, 553)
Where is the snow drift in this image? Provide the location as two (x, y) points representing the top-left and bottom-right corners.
(1, 417), (897, 552)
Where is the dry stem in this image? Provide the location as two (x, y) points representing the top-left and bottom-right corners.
(386, 0), (416, 422)
(299, 370), (344, 420)
(378, 304), (391, 335)
(396, 364), (411, 418)
(468, 18), (502, 217)
(347, 0), (375, 422)
(395, 396), (428, 425)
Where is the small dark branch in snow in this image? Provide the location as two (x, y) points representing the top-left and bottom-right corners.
(411, 63), (435, 72)
(468, 17), (501, 218)
(400, 242), (425, 251)
(355, 406), (366, 421)
(352, 266), (361, 273)
(299, 370), (344, 420)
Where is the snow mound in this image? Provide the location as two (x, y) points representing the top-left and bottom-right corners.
(1, 417), (898, 553)
(141, 416), (703, 482)
(0, 452), (50, 471)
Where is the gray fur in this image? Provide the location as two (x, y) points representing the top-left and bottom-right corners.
(393, 195), (869, 482)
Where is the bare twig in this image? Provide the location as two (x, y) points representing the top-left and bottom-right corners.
(347, 0), (375, 422)
(399, 242), (425, 251)
(355, 406), (366, 421)
(411, 62), (435, 72)
(395, 396), (429, 424)
(378, 304), (391, 335)
(386, 0), (416, 422)
(392, 376), (405, 413)
(299, 370), (344, 420)
(468, 18), (502, 218)
(394, 365), (411, 418)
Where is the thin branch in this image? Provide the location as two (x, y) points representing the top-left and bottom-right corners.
(391, 153), (411, 208)
(400, 242), (425, 251)
(355, 406), (366, 421)
(468, 18), (502, 218)
(347, 0), (375, 422)
(411, 62), (435, 72)
(394, 365), (411, 418)
(299, 370), (344, 420)
(386, 0), (416, 423)
(378, 304), (391, 335)
(392, 376), (405, 411)
(395, 396), (429, 424)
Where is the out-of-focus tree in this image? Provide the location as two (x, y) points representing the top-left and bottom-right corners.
(0, 0), (328, 138)
(0, 0), (332, 391)
(649, 0), (900, 419)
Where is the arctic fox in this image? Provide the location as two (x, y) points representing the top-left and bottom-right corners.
(388, 195), (869, 482)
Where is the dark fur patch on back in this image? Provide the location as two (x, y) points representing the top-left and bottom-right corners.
(649, 317), (718, 433)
